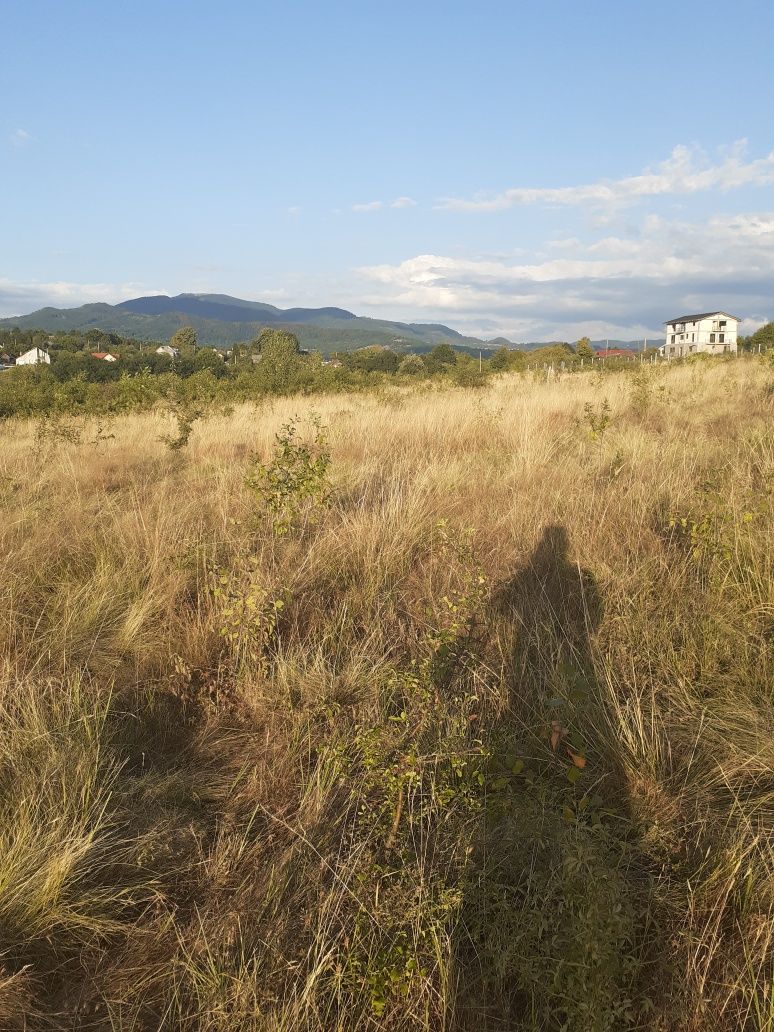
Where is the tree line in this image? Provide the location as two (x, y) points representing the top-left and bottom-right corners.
(1, 324), (765, 421)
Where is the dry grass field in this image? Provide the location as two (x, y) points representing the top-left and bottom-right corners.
(0, 359), (772, 1030)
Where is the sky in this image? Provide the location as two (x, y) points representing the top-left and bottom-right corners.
(2, 0), (774, 341)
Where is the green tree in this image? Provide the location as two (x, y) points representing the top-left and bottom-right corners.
(255, 328), (303, 392)
(424, 342), (458, 373)
(742, 322), (774, 353)
(398, 354), (426, 376)
(451, 354), (486, 387)
(489, 346), (512, 371)
(348, 346), (400, 373)
(575, 336), (594, 361)
(170, 326), (198, 352)
(177, 347), (227, 379)
(529, 343), (577, 366)
(256, 327), (301, 358)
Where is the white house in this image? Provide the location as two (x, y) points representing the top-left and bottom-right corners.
(155, 345), (179, 359)
(660, 312), (739, 358)
(90, 352), (118, 362)
(16, 346), (51, 365)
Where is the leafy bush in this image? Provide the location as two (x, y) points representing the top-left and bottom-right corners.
(159, 402), (203, 451)
(245, 415), (330, 534)
(398, 354), (426, 376)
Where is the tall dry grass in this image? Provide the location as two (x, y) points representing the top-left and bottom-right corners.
(0, 359), (771, 1029)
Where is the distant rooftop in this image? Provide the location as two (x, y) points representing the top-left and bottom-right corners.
(665, 311), (740, 324)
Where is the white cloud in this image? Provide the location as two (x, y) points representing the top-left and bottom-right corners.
(10, 128), (31, 147)
(258, 288), (292, 302)
(355, 212), (774, 339)
(287, 206), (302, 216)
(0, 280), (164, 318)
(351, 197), (418, 211)
(439, 141), (774, 212)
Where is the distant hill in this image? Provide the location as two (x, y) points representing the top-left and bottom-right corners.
(0, 293), (491, 354)
(116, 294), (358, 325)
(0, 294), (661, 354)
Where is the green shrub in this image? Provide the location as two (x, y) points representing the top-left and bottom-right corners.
(245, 415), (330, 534)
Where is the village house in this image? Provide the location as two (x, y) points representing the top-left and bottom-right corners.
(660, 312), (739, 358)
(596, 347), (637, 360)
(15, 346), (51, 365)
(155, 345), (179, 359)
(90, 352), (118, 362)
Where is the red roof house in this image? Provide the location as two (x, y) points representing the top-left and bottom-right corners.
(596, 348), (636, 360)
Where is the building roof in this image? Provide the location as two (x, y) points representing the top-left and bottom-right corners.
(90, 352), (116, 360)
(665, 311), (740, 324)
(597, 348), (635, 358)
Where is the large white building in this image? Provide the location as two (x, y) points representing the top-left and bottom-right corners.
(661, 311), (739, 358)
(15, 346), (51, 365)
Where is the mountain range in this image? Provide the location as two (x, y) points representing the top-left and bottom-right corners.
(0, 292), (655, 354)
(0, 293), (493, 354)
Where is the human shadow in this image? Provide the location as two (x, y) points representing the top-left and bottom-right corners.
(453, 525), (608, 1030)
(495, 524), (602, 703)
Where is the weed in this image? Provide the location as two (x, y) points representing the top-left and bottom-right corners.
(245, 414), (330, 534)
(160, 403), (203, 451)
(210, 557), (288, 679)
(89, 420), (116, 446)
(35, 414), (82, 445)
(629, 367), (652, 416)
(582, 397), (612, 440)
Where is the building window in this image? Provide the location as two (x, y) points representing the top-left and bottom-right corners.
(671, 334), (675, 343)
(719, 333), (724, 343)
(710, 333), (716, 343)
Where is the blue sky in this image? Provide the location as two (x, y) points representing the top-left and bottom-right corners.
(2, 0), (774, 340)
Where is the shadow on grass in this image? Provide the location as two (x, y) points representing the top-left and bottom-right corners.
(496, 524), (602, 696)
(452, 525), (651, 1031)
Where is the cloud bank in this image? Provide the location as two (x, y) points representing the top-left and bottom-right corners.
(440, 142), (774, 212)
(0, 280), (162, 319)
(3, 141), (772, 341)
(357, 213), (774, 339)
